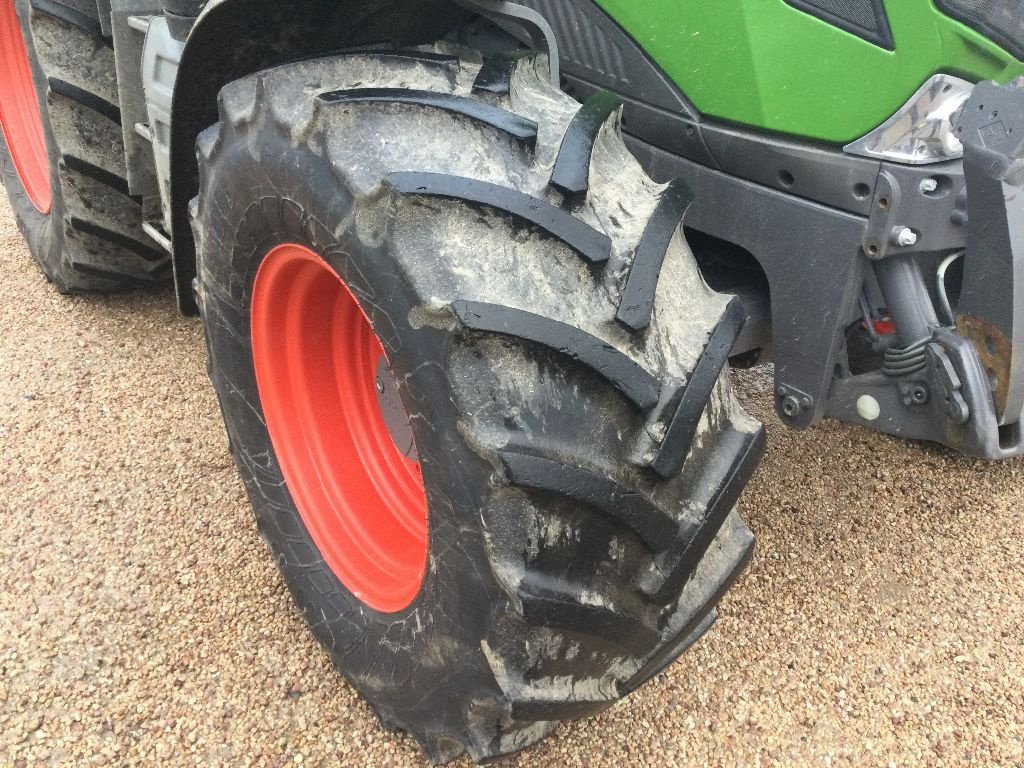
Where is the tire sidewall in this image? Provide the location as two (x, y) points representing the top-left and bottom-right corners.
(197, 128), (507, 732)
(3, 0), (68, 285)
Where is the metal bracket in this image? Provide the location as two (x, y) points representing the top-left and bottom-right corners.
(953, 77), (1024, 425)
(452, 0), (559, 86)
(862, 170), (899, 259)
(626, 137), (868, 432)
(861, 162), (967, 261)
(898, 380), (930, 408)
(925, 342), (969, 425)
(825, 328), (1024, 458)
(110, 0), (163, 198)
(776, 384), (813, 423)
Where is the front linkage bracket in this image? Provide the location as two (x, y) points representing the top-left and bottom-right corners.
(952, 76), (1024, 426)
(860, 162), (968, 262)
(626, 138), (868, 431)
(827, 78), (1024, 456)
(827, 328), (1024, 459)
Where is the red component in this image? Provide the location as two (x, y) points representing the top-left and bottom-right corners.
(250, 244), (428, 613)
(871, 318), (897, 337)
(0, 0), (51, 213)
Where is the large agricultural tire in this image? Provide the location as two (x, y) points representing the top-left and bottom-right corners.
(192, 45), (766, 763)
(0, 0), (170, 292)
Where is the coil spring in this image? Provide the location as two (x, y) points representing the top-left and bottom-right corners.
(882, 337), (929, 377)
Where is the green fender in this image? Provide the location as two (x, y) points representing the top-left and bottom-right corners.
(596, 0), (1024, 143)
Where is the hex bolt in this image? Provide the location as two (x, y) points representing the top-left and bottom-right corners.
(781, 395), (802, 418)
(375, 377), (385, 394)
(919, 178), (938, 194)
(911, 385), (929, 405)
(895, 227), (918, 247)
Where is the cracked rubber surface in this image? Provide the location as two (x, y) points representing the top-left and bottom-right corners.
(192, 46), (763, 763)
(0, 0), (170, 292)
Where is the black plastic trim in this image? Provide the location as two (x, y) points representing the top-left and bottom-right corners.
(387, 171), (612, 264)
(935, 0), (1024, 60)
(451, 300), (660, 409)
(319, 88), (538, 148)
(514, 0), (697, 116)
(784, 0), (894, 50)
(698, 121), (881, 217)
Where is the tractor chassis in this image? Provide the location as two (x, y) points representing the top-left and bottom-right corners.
(116, 0), (1024, 459)
(629, 80), (1024, 459)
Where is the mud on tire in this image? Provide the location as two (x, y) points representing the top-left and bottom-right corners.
(0, 0), (170, 292)
(193, 45), (765, 763)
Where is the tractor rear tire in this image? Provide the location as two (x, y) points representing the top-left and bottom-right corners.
(0, 0), (170, 292)
(193, 46), (765, 763)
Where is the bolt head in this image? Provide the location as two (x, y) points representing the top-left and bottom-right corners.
(896, 227), (918, 247)
(781, 395), (802, 418)
(375, 377), (385, 393)
(919, 178), (938, 194)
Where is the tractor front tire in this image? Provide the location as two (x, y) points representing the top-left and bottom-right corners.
(193, 46), (765, 762)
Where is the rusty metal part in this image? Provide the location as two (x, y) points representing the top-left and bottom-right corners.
(957, 314), (1011, 420)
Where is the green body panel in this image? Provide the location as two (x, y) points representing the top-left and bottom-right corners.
(595, 0), (1024, 144)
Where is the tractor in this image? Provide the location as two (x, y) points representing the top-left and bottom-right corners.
(1, 0), (1021, 761)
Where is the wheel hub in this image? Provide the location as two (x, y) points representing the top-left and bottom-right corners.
(374, 355), (418, 462)
(0, 0), (51, 213)
(250, 243), (428, 613)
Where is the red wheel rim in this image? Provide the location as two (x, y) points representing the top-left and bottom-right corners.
(0, 0), (51, 213)
(250, 244), (429, 613)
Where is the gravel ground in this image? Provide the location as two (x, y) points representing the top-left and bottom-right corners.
(1, 196), (1022, 768)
